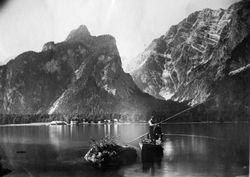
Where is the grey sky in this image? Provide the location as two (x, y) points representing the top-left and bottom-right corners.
(0, 0), (238, 63)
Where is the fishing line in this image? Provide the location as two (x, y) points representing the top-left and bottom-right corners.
(162, 133), (221, 140)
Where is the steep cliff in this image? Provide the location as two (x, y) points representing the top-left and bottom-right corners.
(131, 1), (250, 108)
(0, 25), (186, 116)
(210, 33), (250, 121)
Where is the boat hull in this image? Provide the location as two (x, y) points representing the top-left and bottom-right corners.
(140, 141), (164, 163)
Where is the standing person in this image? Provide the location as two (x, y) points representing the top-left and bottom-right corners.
(154, 124), (163, 142)
(148, 113), (157, 143)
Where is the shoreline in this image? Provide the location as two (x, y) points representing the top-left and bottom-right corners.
(0, 121), (248, 127)
(0, 122), (50, 127)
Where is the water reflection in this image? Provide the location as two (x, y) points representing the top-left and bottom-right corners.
(0, 123), (248, 177)
(163, 140), (174, 161)
(114, 124), (118, 135)
(141, 145), (163, 175)
(49, 126), (64, 149)
(104, 124), (111, 137)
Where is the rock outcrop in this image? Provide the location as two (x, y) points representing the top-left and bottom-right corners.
(0, 25), (187, 117)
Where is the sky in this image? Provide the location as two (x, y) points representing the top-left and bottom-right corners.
(0, 0), (239, 64)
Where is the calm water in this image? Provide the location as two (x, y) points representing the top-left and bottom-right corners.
(0, 123), (249, 177)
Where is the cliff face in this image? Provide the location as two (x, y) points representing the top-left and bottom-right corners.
(131, 1), (250, 109)
(210, 33), (250, 121)
(0, 25), (186, 116)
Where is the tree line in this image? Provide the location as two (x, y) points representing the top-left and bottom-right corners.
(0, 105), (248, 125)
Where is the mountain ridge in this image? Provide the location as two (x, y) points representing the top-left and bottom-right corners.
(131, 0), (250, 103)
(0, 25), (187, 118)
(128, 0), (250, 120)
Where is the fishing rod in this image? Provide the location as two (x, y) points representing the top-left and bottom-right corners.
(126, 96), (216, 145)
(156, 95), (218, 125)
(126, 105), (200, 144)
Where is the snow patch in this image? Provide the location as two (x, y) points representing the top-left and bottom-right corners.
(159, 89), (174, 100)
(75, 68), (83, 80)
(166, 54), (172, 59)
(191, 44), (204, 53)
(162, 69), (171, 78)
(48, 92), (65, 114)
(187, 68), (193, 75)
(103, 85), (116, 96)
(229, 64), (250, 75)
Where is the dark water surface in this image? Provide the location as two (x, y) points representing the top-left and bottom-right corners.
(0, 123), (249, 177)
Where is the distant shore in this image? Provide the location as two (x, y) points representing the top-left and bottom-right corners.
(0, 122), (50, 126)
(0, 121), (248, 127)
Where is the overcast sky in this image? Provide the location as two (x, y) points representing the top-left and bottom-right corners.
(0, 0), (238, 63)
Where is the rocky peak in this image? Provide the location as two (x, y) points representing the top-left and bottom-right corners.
(66, 25), (91, 42)
(0, 25), (186, 116)
(42, 41), (55, 51)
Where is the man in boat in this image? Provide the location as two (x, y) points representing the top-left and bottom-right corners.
(154, 124), (163, 142)
(148, 112), (163, 143)
(148, 113), (157, 143)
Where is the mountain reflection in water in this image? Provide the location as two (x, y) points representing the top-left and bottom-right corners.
(0, 123), (248, 177)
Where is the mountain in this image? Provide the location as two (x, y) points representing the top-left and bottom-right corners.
(0, 25), (187, 117)
(211, 33), (250, 121)
(130, 1), (250, 120)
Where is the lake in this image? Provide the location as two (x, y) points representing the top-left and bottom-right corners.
(0, 123), (249, 177)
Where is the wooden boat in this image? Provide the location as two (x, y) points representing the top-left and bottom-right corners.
(139, 139), (163, 151)
(139, 138), (164, 163)
(139, 124), (164, 152)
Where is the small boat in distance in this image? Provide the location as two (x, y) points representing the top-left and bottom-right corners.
(49, 121), (68, 126)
